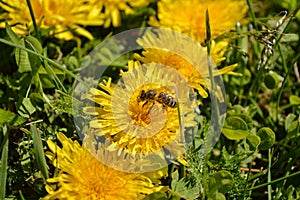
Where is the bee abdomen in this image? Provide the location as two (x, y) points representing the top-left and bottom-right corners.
(157, 92), (177, 108)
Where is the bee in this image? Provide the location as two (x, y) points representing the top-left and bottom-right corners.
(137, 89), (177, 108)
(138, 90), (157, 102)
(157, 92), (177, 108)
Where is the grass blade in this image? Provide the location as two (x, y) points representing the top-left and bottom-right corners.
(30, 124), (49, 181)
(268, 149), (272, 200)
(0, 125), (9, 200)
(26, 0), (41, 41)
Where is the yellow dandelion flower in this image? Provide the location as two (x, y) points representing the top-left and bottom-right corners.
(134, 29), (240, 98)
(149, 0), (248, 42)
(83, 63), (197, 158)
(0, 0), (104, 40)
(94, 0), (151, 28)
(44, 132), (163, 200)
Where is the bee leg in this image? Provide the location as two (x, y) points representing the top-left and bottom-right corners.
(142, 101), (149, 107)
(162, 105), (167, 113)
(148, 103), (156, 114)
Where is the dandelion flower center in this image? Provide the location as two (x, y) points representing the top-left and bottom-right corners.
(127, 85), (180, 138)
(84, 63), (197, 157)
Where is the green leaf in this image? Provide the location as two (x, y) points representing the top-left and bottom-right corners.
(209, 170), (234, 194)
(15, 38), (31, 73)
(39, 73), (56, 88)
(289, 95), (300, 106)
(17, 98), (36, 118)
(257, 127), (276, 150)
(171, 170), (179, 189)
(0, 109), (26, 126)
(264, 73), (279, 89)
(32, 72), (44, 96)
(286, 120), (300, 137)
(285, 113), (297, 132)
(67, 56), (79, 70)
(222, 116), (249, 140)
(29, 92), (44, 108)
(171, 171), (199, 200)
(208, 192), (226, 200)
(0, 125), (9, 200)
(246, 133), (261, 151)
(38, 66), (65, 89)
(233, 113), (253, 129)
(5, 22), (19, 44)
(24, 36), (43, 75)
(17, 73), (32, 92)
(30, 125), (49, 181)
(281, 33), (299, 42)
(15, 36), (43, 73)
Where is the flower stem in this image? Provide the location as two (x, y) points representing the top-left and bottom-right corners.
(26, 0), (41, 41)
(248, 170), (300, 191)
